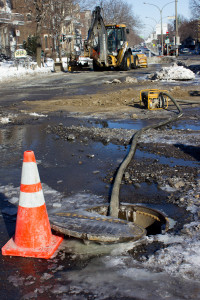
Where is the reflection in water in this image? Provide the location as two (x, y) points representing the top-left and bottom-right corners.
(0, 117), (199, 300)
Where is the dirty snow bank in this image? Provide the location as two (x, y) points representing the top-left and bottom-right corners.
(0, 116), (11, 124)
(104, 76), (138, 84)
(0, 112), (47, 124)
(148, 63), (195, 81)
(0, 60), (53, 82)
(1, 180), (200, 297)
(177, 60), (200, 74)
(141, 183), (200, 280)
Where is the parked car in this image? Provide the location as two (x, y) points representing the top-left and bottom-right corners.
(180, 48), (190, 54)
(0, 53), (10, 61)
(169, 48), (176, 56)
(132, 49), (143, 55)
(194, 48), (200, 55)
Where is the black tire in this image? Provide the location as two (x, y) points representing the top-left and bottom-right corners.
(132, 55), (139, 69)
(93, 60), (102, 71)
(120, 52), (131, 71)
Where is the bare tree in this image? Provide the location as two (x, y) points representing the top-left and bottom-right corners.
(101, 0), (136, 27)
(24, 0), (75, 66)
(76, 0), (97, 10)
(101, 0), (142, 46)
(45, 0), (75, 59)
(189, 0), (200, 19)
(77, 0), (141, 29)
(178, 18), (199, 44)
(77, 0), (142, 46)
(32, 0), (45, 67)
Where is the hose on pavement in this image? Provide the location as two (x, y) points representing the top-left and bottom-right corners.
(109, 92), (183, 218)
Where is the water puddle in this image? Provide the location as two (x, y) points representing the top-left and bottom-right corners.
(1, 117), (199, 299)
(0, 121), (191, 236)
(172, 120), (200, 131)
(136, 148), (199, 167)
(0, 118), (198, 199)
(93, 119), (151, 130)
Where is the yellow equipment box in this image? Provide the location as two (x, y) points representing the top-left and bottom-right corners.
(140, 89), (169, 110)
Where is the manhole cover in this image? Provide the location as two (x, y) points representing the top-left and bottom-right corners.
(50, 211), (146, 243)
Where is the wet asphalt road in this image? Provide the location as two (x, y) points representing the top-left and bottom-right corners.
(0, 62), (200, 299)
(1, 54), (199, 106)
(0, 65), (155, 106)
(0, 66), (159, 299)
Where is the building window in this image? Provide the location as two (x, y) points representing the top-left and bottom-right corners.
(44, 35), (48, 49)
(27, 13), (32, 21)
(0, 0), (4, 8)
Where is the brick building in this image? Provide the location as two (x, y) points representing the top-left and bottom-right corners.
(11, 0), (36, 47)
(59, 5), (91, 56)
(80, 10), (91, 41)
(0, 0), (92, 59)
(0, 0), (24, 56)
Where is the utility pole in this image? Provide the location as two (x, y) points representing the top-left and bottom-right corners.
(175, 0), (179, 56)
(161, 11), (163, 55)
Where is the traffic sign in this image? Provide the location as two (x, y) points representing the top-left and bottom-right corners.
(14, 49), (27, 58)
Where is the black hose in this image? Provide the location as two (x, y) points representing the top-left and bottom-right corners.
(109, 92), (183, 218)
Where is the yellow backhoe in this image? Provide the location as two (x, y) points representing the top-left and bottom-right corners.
(68, 6), (147, 71)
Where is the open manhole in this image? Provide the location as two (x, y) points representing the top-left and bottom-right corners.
(50, 204), (168, 244)
(86, 203), (169, 235)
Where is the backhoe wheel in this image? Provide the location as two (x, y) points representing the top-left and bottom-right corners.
(93, 61), (102, 71)
(120, 52), (131, 71)
(132, 55), (139, 69)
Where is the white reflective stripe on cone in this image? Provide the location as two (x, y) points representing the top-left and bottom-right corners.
(21, 162), (41, 185)
(19, 190), (45, 208)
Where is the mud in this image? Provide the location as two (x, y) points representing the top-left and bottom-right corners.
(0, 57), (200, 299)
(12, 84), (199, 119)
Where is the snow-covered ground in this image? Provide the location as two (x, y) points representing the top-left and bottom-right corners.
(2, 182), (200, 299)
(0, 58), (55, 82)
(0, 57), (198, 83)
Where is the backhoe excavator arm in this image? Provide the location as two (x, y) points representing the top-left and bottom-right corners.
(85, 6), (108, 66)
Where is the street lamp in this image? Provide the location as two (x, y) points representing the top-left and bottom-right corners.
(143, 1), (174, 55)
(145, 15), (173, 52)
(145, 17), (157, 25)
(145, 24), (155, 32)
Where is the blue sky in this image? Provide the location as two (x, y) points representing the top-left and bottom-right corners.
(126, 0), (191, 38)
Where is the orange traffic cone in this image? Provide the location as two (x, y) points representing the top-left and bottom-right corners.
(2, 150), (63, 259)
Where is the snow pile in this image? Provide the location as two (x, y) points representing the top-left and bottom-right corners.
(143, 231), (200, 279)
(104, 77), (138, 84)
(125, 76), (138, 83)
(0, 116), (11, 124)
(0, 113), (18, 124)
(5, 0), (12, 12)
(103, 78), (122, 84)
(28, 112), (48, 117)
(0, 60), (54, 82)
(148, 63), (195, 81)
(0, 183), (105, 215)
(44, 58), (55, 70)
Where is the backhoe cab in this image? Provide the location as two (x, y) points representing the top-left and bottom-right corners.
(105, 24), (135, 71)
